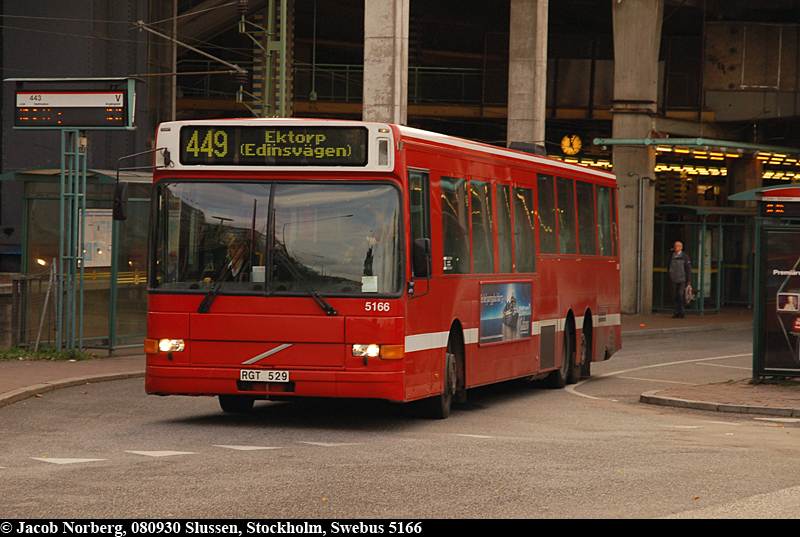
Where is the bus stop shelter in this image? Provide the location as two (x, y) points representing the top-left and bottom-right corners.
(0, 168), (151, 353)
(654, 205), (755, 315)
(730, 185), (800, 379)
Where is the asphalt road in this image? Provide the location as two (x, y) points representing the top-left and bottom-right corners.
(2, 326), (799, 519)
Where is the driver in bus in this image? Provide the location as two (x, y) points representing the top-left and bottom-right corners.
(222, 236), (250, 282)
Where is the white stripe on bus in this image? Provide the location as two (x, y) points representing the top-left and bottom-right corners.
(404, 315), (620, 353)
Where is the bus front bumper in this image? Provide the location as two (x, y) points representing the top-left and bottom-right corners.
(145, 365), (407, 402)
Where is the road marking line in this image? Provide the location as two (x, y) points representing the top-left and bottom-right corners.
(454, 434), (495, 439)
(125, 451), (196, 457)
(754, 417), (800, 423)
(616, 376), (695, 385)
(297, 442), (362, 447)
(702, 420), (741, 426)
(213, 445), (282, 451)
(698, 363), (751, 370)
(32, 458), (106, 465)
(566, 353), (751, 400)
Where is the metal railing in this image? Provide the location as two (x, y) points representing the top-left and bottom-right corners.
(176, 60), (502, 106)
(0, 271), (54, 349)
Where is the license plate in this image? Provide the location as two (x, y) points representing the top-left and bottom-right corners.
(240, 369), (290, 382)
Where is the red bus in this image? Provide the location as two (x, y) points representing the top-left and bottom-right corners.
(144, 118), (621, 418)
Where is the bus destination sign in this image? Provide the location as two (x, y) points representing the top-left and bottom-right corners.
(179, 126), (369, 166)
(15, 91), (126, 128)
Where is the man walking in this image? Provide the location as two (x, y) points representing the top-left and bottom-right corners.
(669, 241), (692, 318)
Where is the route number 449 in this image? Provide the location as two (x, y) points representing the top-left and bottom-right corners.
(365, 301), (390, 312)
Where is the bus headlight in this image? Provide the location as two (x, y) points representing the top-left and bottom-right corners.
(351, 344), (404, 360)
(158, 339), (185, 353)
(352, 344), (381, 358)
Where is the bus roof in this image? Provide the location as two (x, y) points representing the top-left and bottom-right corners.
(396, 124), (615, 182)
(155, 117), (616, 182)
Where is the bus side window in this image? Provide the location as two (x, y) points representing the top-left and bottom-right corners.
(441, 176), (470, 274)
(596, 185), (613, 256)
(409, 169), (430, 242)
(497, 184), (514, 273)
(513, 186), (536, 273)
(576, 180), (598, 255)
(409, 169), (431, 277)
(556, 177), (578, 255)
(471, 180), (494, 274)
(537, 174), (557, 254)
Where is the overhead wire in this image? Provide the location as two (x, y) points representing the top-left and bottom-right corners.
(0, 9), (253, 59)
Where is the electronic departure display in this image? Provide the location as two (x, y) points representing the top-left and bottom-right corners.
(179, 126), (369, 166)
(762, 201), (800, 217)
(15, 91), (126, 127)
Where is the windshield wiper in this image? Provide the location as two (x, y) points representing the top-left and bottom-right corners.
(197, 238), (250, 314)
(198, 199), (257, 314)
(271, 248), (338, 316)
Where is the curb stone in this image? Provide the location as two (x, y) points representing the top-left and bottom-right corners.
(622, 321), (753, 340)
(0, 371), (144, 408)
(640, 390), (800, 417)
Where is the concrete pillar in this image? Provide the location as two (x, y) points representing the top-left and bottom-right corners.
(363, 0), (409, 124)
(507, 0), (548, 153)
(728, 157), (763, 208)
(611, 0), (664, 314)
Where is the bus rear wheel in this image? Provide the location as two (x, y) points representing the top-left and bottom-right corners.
(568, 331), (588, 384)
(580, 331), (592, 379)
(219, 394), (255, 413)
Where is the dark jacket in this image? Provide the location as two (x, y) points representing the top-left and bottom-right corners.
(669, 251), (691, 284)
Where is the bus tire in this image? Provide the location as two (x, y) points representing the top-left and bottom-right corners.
(421, 346), (457, 419)
(580, 330), (592, 379)
(546, 330), (571, 389)
(219, 394), (255, 413)
(569, 330), (589, 384)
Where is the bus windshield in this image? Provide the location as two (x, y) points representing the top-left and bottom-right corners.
(152, 181), (403, 296)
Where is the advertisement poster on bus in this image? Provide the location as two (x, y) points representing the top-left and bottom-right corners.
(480, 282), (531, 344)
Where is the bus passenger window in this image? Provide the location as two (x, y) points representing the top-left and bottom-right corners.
(496, 184), (513, 273)
(514, 186), (536, 273)
(556, 177), (577, 255)
(471, 180), (494, 274)
(537, 174), (557, 254)
(576, 181), (597, 255)
(441, 177), (470, 273)
(596, 185), (613, 256)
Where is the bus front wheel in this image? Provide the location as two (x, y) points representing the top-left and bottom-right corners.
(546, 330), (572, 389)
(421, 347), (457, 419)
(219, 394), (255, 413)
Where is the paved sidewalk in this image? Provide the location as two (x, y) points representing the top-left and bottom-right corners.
(624, 308), (800, 417)
(0, 353), (145, 408)
(3, 307), (798, 418)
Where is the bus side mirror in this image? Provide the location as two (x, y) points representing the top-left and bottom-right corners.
(412, 238), (431, 278)
(113, 181), (129, 221)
